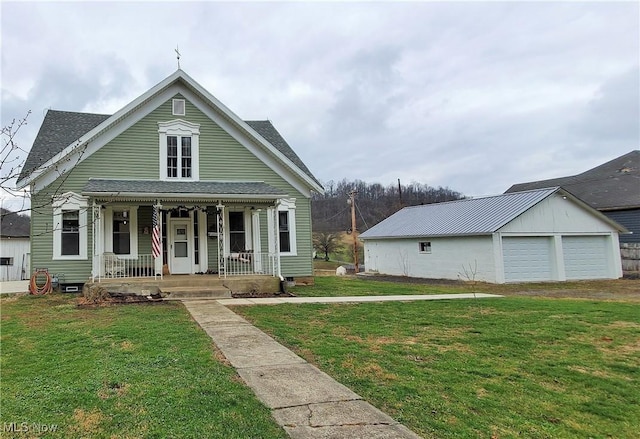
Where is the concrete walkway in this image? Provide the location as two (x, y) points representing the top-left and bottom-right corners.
(217, 292), (501, 306)
(0, 280), (29, 294)
(183, 294), (501, 438)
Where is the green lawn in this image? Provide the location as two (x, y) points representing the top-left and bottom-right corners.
(234, 297), (640, 438)
(0, 294), (286, 439)
(291, 276), (470, 296)
(294, 275), (640, 299)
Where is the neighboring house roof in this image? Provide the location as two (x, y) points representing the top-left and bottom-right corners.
(505, 150), (640, 211)
(0, 208), (30, 238)
(83, 179), (285, 199)
(16, 69), (323, 193)
(359, 187), (626, 240)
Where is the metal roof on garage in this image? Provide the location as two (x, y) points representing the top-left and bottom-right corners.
(359, 187), (561, 239)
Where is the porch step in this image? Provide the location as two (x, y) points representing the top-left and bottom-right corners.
(160, 286), (232, 300)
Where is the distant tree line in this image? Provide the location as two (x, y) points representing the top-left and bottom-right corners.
(312, 179), (464, 232)
(0, 208), (30, 236)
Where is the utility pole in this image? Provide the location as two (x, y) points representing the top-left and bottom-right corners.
(348, 190), (359, 273)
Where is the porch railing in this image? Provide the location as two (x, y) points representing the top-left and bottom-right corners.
(98, 253), (157, 281)
(225, 252), (278, 277)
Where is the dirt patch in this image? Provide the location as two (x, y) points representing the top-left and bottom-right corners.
(77, 292), (166, 308)
(231, 291), (295, 298)
(69, 408), (107, 435)
(361, 273), (464, 286)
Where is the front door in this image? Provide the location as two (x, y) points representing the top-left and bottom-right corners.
(170, 220), (192, 274)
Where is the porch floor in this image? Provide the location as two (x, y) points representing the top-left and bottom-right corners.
(89, 274), (281, 299)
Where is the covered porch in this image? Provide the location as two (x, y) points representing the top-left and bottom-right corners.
(84, 179), (290, 282)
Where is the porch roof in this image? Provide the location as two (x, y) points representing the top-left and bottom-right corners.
(83, 178), (287, 201)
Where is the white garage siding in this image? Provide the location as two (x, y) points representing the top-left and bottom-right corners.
(562, 236), (610, 280)
(502, 237), (554, 282)
(364, 236), (496, 282)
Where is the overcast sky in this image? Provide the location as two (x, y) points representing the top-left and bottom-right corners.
(2, 1), (639, 211)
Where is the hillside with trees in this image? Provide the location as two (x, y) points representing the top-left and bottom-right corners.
(312, 179), (464, 233)
(0, 208), (30, 237)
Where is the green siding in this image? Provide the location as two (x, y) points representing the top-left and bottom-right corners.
(281, 197), (314, 277)
(29, 94), (315, 281)
(30, 191), (93, 283)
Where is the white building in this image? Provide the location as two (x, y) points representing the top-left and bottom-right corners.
(1, 236), (30, 281)
(359, 188), (627, 283)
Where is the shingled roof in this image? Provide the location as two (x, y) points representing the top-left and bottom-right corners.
(18, 109), (320, 189)
(505, 150), (640, 211)
(18, 110), (110, 182)
(246, 120), (321, 187)
(83, 179), (285, 198)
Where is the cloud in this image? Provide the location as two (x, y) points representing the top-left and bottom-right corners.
(1, 1), (638, 206)
(576, 67), (640, 143)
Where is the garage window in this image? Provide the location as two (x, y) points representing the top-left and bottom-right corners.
(419, 241), (432, 253)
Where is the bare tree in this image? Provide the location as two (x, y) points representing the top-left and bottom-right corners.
(1, 111), (31, 215)
(1, 111), (91, 228)
(312, 232), (344, 261)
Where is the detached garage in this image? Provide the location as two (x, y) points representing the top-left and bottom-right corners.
(359, 187), (626, 283)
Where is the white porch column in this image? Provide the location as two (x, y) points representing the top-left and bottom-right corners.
(153, 203), (163, 279)
(251, 209), (262, 273)
(267, 199), (282, 279)
(91, 201), (103, 281)
(216, 202), (225, 278)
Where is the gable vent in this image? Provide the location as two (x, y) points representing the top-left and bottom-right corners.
(172, 99), (186, 116)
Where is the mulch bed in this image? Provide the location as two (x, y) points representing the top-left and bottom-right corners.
(77, 292), (166, 308)
(231, 291), (296, 298)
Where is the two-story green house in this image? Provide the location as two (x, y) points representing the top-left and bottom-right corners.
(17, 70), (323, 291)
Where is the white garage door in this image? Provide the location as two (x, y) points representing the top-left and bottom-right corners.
(563, 236), (610, 280)
(502, 237), (553, 282)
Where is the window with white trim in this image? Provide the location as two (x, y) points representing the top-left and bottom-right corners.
(158, 119), (200, 181)
(62, 210), (80, 255)
(419, 241), (432, 253)
(113, 210), (131, 254)
(172, 98), (185, 116)
(0, 257), (14, 266)
(278, 211), (291, 253)
(103, 206), (139, 257)
(268, 199), (297, 256)
(53, 192), (88, 260)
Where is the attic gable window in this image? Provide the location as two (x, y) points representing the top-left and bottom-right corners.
(172, 99), (186, 116)
(158, 120), (200, 181)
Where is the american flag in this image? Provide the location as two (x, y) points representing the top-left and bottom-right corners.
(152, 206), (161, 259)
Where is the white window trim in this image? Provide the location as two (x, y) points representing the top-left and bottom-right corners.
(224, 208), (252, 255)
(172, 98), (186, 116)
(418, 241), (432, 254)
(268, 198), (297, 256)
(52, 192), (88, 260)
(158, 119), (200, 181)
(103, 206), (139, 258)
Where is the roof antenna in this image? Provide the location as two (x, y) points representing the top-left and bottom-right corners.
(175, 45), (181, 69)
